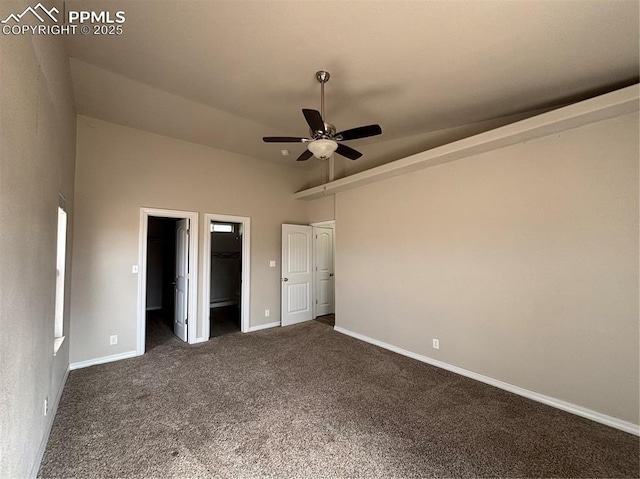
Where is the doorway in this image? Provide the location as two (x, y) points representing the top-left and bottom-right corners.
(145, 217), (178, 347)
(137, 208), (199, 355)
(280, 221), (335, 327)
(202, 213), (251, 338)
(209, 221), (242, 337)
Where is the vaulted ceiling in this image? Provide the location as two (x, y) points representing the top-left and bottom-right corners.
(63, 0), (639, 170)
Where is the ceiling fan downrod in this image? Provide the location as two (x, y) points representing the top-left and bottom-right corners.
(316, 70), (330, 126)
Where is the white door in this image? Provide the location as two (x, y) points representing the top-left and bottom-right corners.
(281, 224), (313, 326)
(314, 227), (334, 317)
(174, 219), (189, 341)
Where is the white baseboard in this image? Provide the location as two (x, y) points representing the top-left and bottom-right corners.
(30, 366), (70, 478)
(247, 321), (280, 332)
(69, 350), (138, 370)
(334, 326), (639, 436)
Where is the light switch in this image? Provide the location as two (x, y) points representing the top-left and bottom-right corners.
(132, 265), (139, 273)
(269, 261), (276, 267)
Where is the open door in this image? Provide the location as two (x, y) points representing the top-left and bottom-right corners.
(174, 218), (189, 341)
(281, 224), (313, 326)
(314, 227), (334, 317)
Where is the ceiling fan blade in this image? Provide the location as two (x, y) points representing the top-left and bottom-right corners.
(263, 136), (306, 143)
(302, 109), (325, 133)
(336, 124), (382, 141)
(296, 149), (313, 162)
(336, 144), (363, 160)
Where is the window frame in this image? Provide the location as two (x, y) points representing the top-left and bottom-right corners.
(54, 203), (67, 355)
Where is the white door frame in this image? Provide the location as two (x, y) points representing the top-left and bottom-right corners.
(311, 220), (335, 318)
(137, 208), (199, 355)
(202, 213), (251, 337)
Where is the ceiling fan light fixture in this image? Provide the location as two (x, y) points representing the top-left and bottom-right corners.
(308, 139), (338, 160)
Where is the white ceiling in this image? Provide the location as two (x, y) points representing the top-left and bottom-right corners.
(63, 0), (639, 169)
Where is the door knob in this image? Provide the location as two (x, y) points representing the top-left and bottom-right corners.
(329, 274), (334, 277)
(282, 278), (289, 282)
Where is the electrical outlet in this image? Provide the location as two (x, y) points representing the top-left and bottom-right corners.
(265, 309), (270, 317)
(110, 335), (118, 345)
(432, 339), (439, 350)
(269, 260), (276, 267)
(44, 397), (48, 416)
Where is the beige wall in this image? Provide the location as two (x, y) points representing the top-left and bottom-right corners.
(70, 116), (308, 363)
(308, 196), (335, 224)
(0, 13), (76, 478)
(335, 112), (639, 424)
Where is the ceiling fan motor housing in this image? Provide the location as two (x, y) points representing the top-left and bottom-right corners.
(310, 122), (336, 139)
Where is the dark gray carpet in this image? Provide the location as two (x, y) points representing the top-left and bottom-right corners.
(39, 321), (638, 478)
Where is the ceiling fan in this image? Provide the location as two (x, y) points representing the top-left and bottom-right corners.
(263, 71), (382, 161)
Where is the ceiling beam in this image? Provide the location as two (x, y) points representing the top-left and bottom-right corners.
(295, 84), (639, 201)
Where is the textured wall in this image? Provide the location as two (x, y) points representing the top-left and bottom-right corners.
(0, 4), (77, 476)
(335, 112), (639, 424)
(70, 116), (309, 363)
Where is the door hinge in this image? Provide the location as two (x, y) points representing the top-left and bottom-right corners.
(315, 300), (318, 304)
